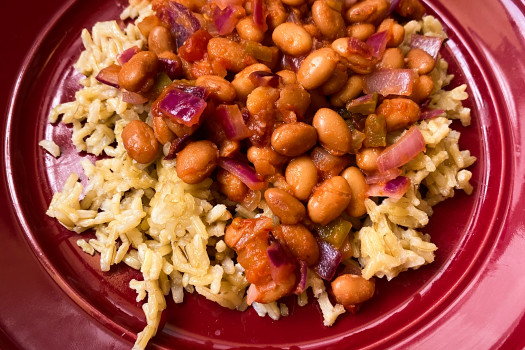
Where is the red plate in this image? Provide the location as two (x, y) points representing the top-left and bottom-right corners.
(1, 0), (525, 349)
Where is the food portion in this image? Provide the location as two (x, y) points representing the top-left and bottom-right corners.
(43, 0), (476, 348)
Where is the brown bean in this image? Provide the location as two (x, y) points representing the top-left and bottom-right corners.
(122, 120), (159, 164)
(285, 156), (318, 201)
(271, 122), (317, 157)
(272, 23), (313, 56)
(118, 51), (158, 93)
(376, 47), (405, 70)
(236, 17), (265, 42)
(148, 26), (175, 55)
(341, 166), (368, 217)
(247, 146), (288, 176)
(410, 75), (434, 103)
(331, 274), (375, 307)
(246, 86), (280, 116)
(297, 48), (340, 90)
(217, 168), (249, 202)
(276, 70), (298, 85)
(232, 63), (272, 100)
(320, 64), (348, 95)
(406, 48), (436, 75)
(138, 15), (163, 38)
(396, 0), (426, 20)
(264, 188), (306, 225)
(175, 140), (219, 184)
(312, 0), (346, 40)
(356, 147), (383, 172)
(376, 19), (405, 48)
(330, 75), (364, 107)
(152, 117), (175, 145)
(273, 224), (319, 266)
(195, 75), (236, 102)
(313, 108), (352, 155)
(281, 0), (305, 6)
(276, 83), (311, 120)
(347, 23), (376, 41)
(331, 37), (375, 74)
(376, 98), (421, 131)
(207, 38), (251, 72)
(310, 146), (350, 181)
(307, 176), (352, 225)
(345, 0), (389, 24)
(266, 0), (287, 29)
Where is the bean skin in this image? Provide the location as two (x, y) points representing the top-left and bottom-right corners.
(341, 166), (368, 217)
(285, 156), (318, 201)
(307, 176), (352, 225)
(297, 48), (340, 90)
(217, 168), (249, 202)
(175, 140), (219, 184)
(122, 120), (159, 164)
(271, 122), (318, 157)
(331, 274), (375, 307)
(273, 224), (320, 266)
(313, 108), (353, 155)
(272, 23), (313, 56)
(264, 188), (306, 225)
(118, 51), (158, 93)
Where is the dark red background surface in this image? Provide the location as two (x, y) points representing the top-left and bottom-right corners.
(1, 0), (525, 349)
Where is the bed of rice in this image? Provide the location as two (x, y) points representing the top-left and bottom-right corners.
(42, 1), (476, 349)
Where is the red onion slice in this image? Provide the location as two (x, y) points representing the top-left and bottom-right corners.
(122, 90), (148, 104)
(158, 57), (182, 80)
(364, 69), (416, 96)
(313, 239), (342, 281)
(117, 46), (140, 65)
(365, 167), (402, 184)
(267, 236), (296, 284)
(154, 88), (207, 127)
(95, 64), (121, 88)
(366, 31), (389, 59)
(155, 1), (201, 47)
(215, 0), (243, 10)
(213, 5), (243, 35)
(386, 0), (401, 15)
(377, 126), (425, 173)
(419, 108), (445, 120)
(410, 34), (444, 60)
(164, 134), (192, 160)
(294, 260), (308, 295)
(367, 176), (411, 199)
(253, 0), (265, 28)
(218, 158), (267, 190)
(215, 104), (252, 141)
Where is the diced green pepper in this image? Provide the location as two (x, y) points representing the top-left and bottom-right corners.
(152, 72), (173, 96)
(346, 93), (378, 115)
(244, 41), (275, 62)
(364, 113), (387, 147)
(317, 217), (353, 248)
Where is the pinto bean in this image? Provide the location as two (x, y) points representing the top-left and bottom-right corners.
(341, 166), (368, 217)
(247, 86), (280, 116)
(410, 74), (434, 103)
(345, 0), (389, 24)
(266, 0), (287, 29)
(273, 224), (319, 266)
(377, 47), (405, 70)
(347, 23), (376, 41)
(207, 38), (253, 72)
(376, 98), (421, 131)
(406, 48), (436, 75)
(356, 147), (383, 172)
(148, 26), (175, 55)
(152, 117), (175, 145)
(195, 75), (236, 102)
(264, 188), (306, 225)
(330, 75), (364, 107)
(217, 168), (249, 202)
(276, 83), (311, 120)
(236, 17), (265, 42)
(276, 70), (298, 85)
(285, 156), (318, 201)
(122, 120), (159, 164)
(247, 146), (288, 176)
(331, 274), (375, 307)
(297, 48), (340, 90)
(118, 51), (158, 93)
(175, 140), (219, 184)
(272, 23), (313, 56)
(320, 64), (348, 95)
(313, 108), (353, 155)
(307, 176), (352, 225)
(271, 122), (318, 157)
(138, 15), (164, 38)
(312, 0), (346, 40)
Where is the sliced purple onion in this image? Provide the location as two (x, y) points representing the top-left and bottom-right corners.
(313, 239), (342, 281)
(347, 37), (374, 59)
(248, 71), (281, 88)
(218, 158), (267, 190)
(377, 126), (425, 173)
(95, 64), (120, 88)
(156, 1), (201, 47)
(267, 236), (296, 284)
(365, 167), (402, 185)
(364, 69), (416, 96)
(171, 83), (209, 100)
(156, 88), (207, 127)
(420, 108), (445, 120)
(213, 5), (241, 35)
(117, 46), (140, 65)
(346, 93), (378, 115)
(122, 90), (148, 104)
(410, 34), (444, 60)
(215, 104), (252, 141)
(253, 0), (265, 28)
(367, 176), (411, 199)
(386, 0), (401, 15)
(294, 260), (308, 295)
(158, 57), (182, 80)
(366, 31), (389, 59)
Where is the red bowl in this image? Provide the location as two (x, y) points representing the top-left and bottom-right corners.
(2, 0), (525, 349)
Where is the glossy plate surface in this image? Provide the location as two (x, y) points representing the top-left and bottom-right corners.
(1, 0), (524, 349)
